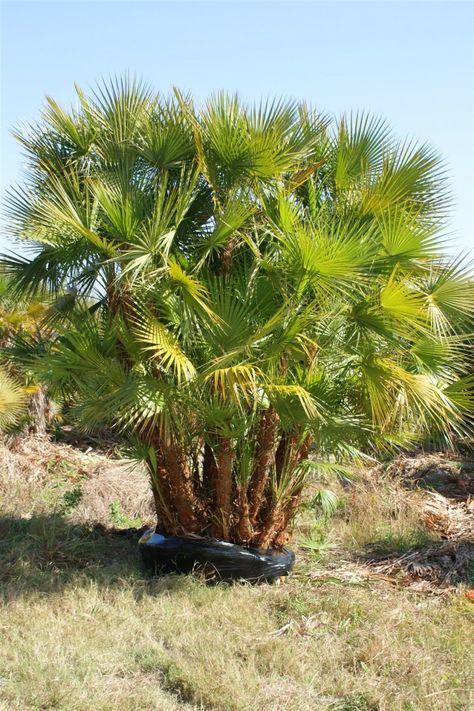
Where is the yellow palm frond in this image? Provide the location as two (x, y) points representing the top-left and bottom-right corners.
(132, 312), (196, 384)
(0, 369), (26, 430)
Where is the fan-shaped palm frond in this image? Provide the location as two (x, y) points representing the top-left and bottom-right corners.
(0, 368), (26, 430)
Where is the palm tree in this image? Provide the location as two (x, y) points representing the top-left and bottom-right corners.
(3, 78), (473, 547)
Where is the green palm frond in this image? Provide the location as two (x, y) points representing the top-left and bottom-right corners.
(276, 215), (376, 296)
(203, 364), (262, 406)
(380, 272), (428, 332)
(363, 139), (450, 216)
(266, 383), (321, 420)
(422, 259), (474, 335)
(131, 309), (197, 384)
(360, 354), (460, 433)
(335, 112), (393, 189)
(195, 196), (255, 267)
(166, 258), (219, 320)
(138, 92), (195, 168)
(377, 208), (443, 261)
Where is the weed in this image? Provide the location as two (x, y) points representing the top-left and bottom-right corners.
(61, 485), (83, 512)
(333, 480), (439, 552)
(298, 519), (337, 560)
(328, 693), (379, 711)
(109, 499), (143, 528)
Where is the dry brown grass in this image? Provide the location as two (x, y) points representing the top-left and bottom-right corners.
(0, 438), (473, 710)
(0, 434), (154, 525)
(1, 567), (473, 710)
(326, 453), (474, 550)
(331, 473), (436, 552)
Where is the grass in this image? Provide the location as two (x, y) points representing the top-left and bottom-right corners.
(0, 439), (473, 710)
(330, 477), (439, 554)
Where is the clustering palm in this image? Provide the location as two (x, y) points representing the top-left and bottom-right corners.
(5, 79), (473, 547)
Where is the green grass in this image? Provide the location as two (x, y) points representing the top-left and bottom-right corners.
(0, 442), (473, 710)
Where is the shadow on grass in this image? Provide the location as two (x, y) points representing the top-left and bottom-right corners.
(0, 515), (179, 601)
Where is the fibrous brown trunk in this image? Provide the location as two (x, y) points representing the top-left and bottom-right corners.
(150, 466), (178, 534)
(272, 434), (312, 546)
(274, 433), (287, 478)
(248, 407), (280, 525)
(147, 431), (200, 535)
(191, 438), (205, 499)
(256, 500), (285, 549)
(212, 437), (235, 540)
(203, 442), (218, 502)
(235, 484), (253, 542)
(272, 494), (303, 547)
(298, 433), (312, 463)
(146, 421), (311, 545)
(285, 430), (303, 478)
(164, 439), (199, 533)
(220, 236), (239, 275)
(256, 432), (312, 549)
(27, 386), (53, 434)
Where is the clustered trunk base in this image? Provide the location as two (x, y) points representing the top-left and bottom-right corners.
(139, 528), (295, 582)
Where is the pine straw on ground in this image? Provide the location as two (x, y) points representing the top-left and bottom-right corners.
(306, 541), (474, 596)
(316, 452), (474, 595)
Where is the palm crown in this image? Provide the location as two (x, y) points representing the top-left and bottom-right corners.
(4, 78), (473, 547)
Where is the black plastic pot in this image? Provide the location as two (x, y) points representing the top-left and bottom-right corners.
(139, 529), (295, 582)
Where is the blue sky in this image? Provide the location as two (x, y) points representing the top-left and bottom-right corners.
(1, 1), (473, 254)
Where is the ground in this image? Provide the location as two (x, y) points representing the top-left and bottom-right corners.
(0, 435), (473, 711)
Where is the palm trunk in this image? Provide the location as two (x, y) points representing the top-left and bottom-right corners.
(191, 438), (206, 499)
(248, 407), (280, 525)
(235, 484), (253, 542)
(272, 494), (302, 547)
(212, 437), (234, 540)
(274, 433), (287, 478)
(146, 430), (200, 535)
(220, 236), (239, 275)
(203, 442), (218, 501)
(150, 474), (178, 534)
(256, 500), (285, 549)
(27, 385), (52, 434)
(298, 433), (312, 463)
(255, 432), (312, 549)
(164, 439), (200, 533)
